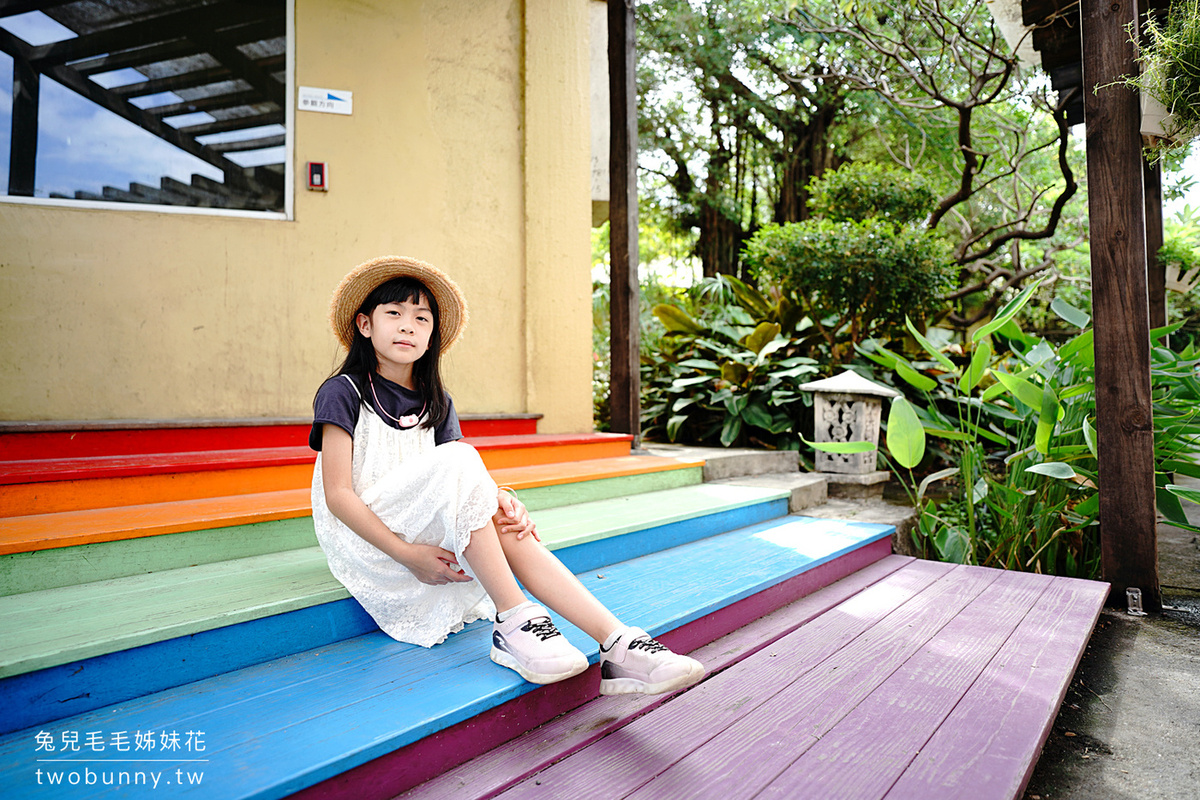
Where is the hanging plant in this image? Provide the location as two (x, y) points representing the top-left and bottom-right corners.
(1128, 0), (1200, 160)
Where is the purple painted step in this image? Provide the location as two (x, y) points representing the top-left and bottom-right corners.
(398, 555), (913, 800)
(445, 563), (1107, 800)
(291, 539), (895, 800)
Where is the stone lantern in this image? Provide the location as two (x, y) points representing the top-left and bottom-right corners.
(799, 370), (899, 496)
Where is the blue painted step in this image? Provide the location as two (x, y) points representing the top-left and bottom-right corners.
(0, 515), (892, 800)
(1, 486), (790, 735)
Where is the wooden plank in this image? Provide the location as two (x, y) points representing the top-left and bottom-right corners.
(758, 570), (1054, 799)
(885, 575), (1109, 799)
(376, 557), (914, 800)
(0, 548), (349, 678)
(0, 459), (703, 556)
(1081, 0), (1160, 609)
(0, 488), (794, 678)
(0, 417), (539, 459)
(0, 463), (314, 516)
(0, 446), (316, 485)
(1, 597), (375, 737)
(0, 517), (892, 800)
(601, 566), (1002, 800)
(607, 0), (641, 442)
(493, 561), (961, 798)
(535, 484), (788, 551)
(0, 515), (316, 595)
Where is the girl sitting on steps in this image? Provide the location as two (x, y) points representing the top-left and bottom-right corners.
(309, 255), (704, 695)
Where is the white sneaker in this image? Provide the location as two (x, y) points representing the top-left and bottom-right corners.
(490, 604), (589, 684)
(598, 627), (705, 695)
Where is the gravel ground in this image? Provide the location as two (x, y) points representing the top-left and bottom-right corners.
(1023, 493), (1200, 800)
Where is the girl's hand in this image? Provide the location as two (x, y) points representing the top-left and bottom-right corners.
(399, 544), (474, 585)
(495, 490), (539, 541)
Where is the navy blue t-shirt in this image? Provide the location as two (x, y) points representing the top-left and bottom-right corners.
(309, 373), (462, 451)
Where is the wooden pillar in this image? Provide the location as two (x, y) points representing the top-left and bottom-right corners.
(1081, 0), (1160, 610)
(8, 55), (38, 196)
(608, 0), (641, 446)
(1145, 160), (1166, 330)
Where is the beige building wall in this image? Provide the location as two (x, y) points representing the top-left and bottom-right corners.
(0, 0), (594, 434)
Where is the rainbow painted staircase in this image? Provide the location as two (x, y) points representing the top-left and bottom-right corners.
(0, 418), (895, 799)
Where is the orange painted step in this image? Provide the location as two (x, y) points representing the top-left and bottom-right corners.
(0, 464), (315, 517)
(469, 433), (634, 470)
(0, 489), (312, 555)
(488, 454), (701, 490)
(0, 435), (633, 517)
(0, 454), (700, 557)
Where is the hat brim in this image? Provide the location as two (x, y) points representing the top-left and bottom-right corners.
(330, 256), (468, 353)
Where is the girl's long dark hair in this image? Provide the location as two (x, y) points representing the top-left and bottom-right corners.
(323, 276), (450, 430)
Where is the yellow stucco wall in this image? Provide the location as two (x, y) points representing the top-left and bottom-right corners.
(0, 0), (594, 434)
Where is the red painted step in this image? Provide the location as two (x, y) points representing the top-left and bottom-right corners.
(0, 415), (542, 461)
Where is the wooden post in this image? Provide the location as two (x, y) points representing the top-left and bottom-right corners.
(608, 0), (641, 446)
(1081, 0), (1160, 610)
(8, 54), (38, 196)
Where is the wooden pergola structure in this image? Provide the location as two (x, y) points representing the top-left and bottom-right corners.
(1, 0), (285, 208)
(606, 0), (1168, 609)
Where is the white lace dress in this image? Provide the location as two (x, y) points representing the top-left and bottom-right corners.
(311, 381), (498, 647)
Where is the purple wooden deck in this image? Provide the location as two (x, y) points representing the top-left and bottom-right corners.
(399, 557), (1109, 800)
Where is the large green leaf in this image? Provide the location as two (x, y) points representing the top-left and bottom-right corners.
(800, 434), (877, 454)
(1083, 416), (1099, 459)
(741, 402), (774, 430)
(721, 361), (750, 385)
(993, 371), (1045, 411)
(725, 274), (774, 319)
(918, 467), (960, 501)
(1035, 381), (1062, 455)
(676, 358), (721, 371)
(896, 361), (938, 392)
(971, 278), (1044, 343)
(933, 524), (970, 563)
(959, 338), (992, 393)
(1059, 329), (1095, 366)
(887, 396), (926, 469)
(667, 414), (688, 442)
(1166, 483), (1200, 505)
(653, 304), (704, 334)
(905, 317), (957, 372)
(720, 415), (742, 447)
(743, 322), (782, 355)
(1051, 297), (1091, 328)
(1026, 462), (1077, 479)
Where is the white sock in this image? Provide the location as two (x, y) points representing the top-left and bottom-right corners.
(496, 599), (535, 623)
(601, 626), (630, 651)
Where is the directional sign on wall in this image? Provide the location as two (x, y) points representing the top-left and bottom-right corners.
(298, 87), (353, 115)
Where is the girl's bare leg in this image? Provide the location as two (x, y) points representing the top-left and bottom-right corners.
(461, 519), (528, 613)
(496, 530), (622, 644)
(462, 519), (620, 643)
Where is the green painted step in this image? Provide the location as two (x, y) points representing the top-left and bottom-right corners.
(515, 463), (703, 511)
(0, 484), (788, 679)
(0, 517), (317, 597)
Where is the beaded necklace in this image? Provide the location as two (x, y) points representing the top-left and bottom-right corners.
(368, 372), (426, 429)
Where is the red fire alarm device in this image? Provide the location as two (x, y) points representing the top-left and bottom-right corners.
(307, 162), (328, 191)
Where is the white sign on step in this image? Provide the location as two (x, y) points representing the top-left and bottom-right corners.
(299, 86), (352, 115)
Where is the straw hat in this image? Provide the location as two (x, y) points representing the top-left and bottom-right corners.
(329, 256), (468, 352)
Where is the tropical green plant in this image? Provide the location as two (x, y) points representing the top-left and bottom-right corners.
(743, 164), (955, 363)
(1127, 0), (1200, 160)
(642, 274), (820, 447)
(814, 280), (1200, 578)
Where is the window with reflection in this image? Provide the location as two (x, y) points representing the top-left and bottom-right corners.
(0, 0), (287, 212)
